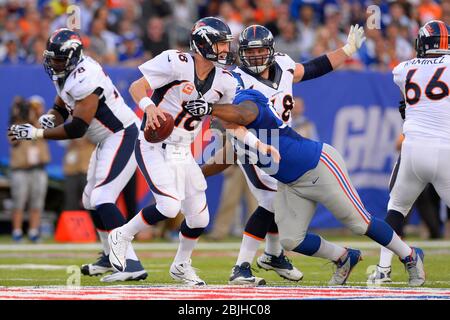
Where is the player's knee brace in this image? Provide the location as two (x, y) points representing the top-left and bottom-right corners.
(244, 206), (274, 240)
(185, 208), (210, 229)
(156, 197), (182, 219)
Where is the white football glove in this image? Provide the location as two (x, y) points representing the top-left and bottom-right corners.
(343, 24), (366, 57)
(183, 98), (213, 117)
(8, 124), (43, 141)
(39, 114), (56, 129)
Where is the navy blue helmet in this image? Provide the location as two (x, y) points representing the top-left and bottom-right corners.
(238, 25), (275, 74)
(190, 17), (234, 65)
(416, 20), (450, 58)
(43, 28), (83, 80)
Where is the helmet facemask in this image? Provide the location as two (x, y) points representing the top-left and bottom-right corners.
(239, 46), (274, 74)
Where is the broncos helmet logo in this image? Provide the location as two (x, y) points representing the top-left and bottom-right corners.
(193, 26), (221, 45)
(60, 38), (82, 52)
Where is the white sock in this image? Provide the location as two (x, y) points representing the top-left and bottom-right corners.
(236, 234), (262, 266)
(379, 246), (394, 268)
(312, 236), (347, 261)
(265, 233), (283, 256)
(173, 233), (198, 264)
(125, 244), (138, 261)
(98, 230), (110, 255)
(121, 210), (151, 237)
(12, 229), (22, 236)
(385, 232), (412, 259)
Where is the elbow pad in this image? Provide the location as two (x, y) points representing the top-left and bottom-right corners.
(63, 116), (89, 139)
(301, 55), (333, 81)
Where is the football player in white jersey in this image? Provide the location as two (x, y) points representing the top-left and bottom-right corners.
(202, 24), (369, 285)
(107, 17), (242, 285)
(369, 20), (450, 285)
(8, 29), (147, 282)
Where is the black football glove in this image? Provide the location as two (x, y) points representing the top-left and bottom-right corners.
(399, 99), (406, 120)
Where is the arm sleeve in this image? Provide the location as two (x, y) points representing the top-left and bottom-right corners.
(138, 50), (177, 89)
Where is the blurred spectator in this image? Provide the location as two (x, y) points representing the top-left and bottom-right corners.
(385, 22), (414, 67)
(8, 96), (50, 243)
(0, 0), (444, 69)
(418, 0), (442, 25)
(291, 96), (319, 141)
(118, 32), (146, 67)
(0, 35), (27, 64)
(207, 165), (258, 241)
(62, 137), (96, 211)
(170, 0), (198, 48)
(142, 16), (170, 58)
(312, 6), (346, 57)
(87, 18), (118, 64)
(296, 4), (318, 60)
(254, 0), (277, 26)
(274, 20), (301, 62)
(219, 1), (244, 41)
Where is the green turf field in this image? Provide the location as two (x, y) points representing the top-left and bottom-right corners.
(1, 236), (449, 288)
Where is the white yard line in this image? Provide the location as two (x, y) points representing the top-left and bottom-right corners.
(0, 240), (449, 252)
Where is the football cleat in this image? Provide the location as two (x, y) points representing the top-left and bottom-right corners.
(100, 259), (148, 282)
(108, 227), (134, 272)
(81, 252), (114, 276)
(329, 248), (362, 285)
(367, 265), (392, 284)
(400, 247), (425, 287)
(170, 260), (206, 286)
(229, 262), (266, 286)
(256, 251), (303, 281)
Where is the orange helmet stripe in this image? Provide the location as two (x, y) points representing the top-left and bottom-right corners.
(438, 21), (448, 49)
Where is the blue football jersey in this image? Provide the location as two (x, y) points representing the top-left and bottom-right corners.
(232, 89), (323, 184)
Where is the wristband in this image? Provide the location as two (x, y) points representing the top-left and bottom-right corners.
(36, 129), (44, 139)
(139, 97), (154, 112)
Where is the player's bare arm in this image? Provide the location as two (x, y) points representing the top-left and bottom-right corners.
(38, 95), (67, 129)
(43, 93), (99, 140)
(211, 100), (259, 126)
(9, 93), (98, 141)
(129, 76), (166, 130)
(293, 24), (366, 83)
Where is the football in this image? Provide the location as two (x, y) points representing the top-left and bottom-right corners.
(143, 112), (174, 143)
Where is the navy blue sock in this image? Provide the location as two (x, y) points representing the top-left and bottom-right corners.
(244, 206), (274, 240)
(141, 204), (168, 225)
(365, 217), (394, 246)
(89, 210), (106, 231)
(180, 220), (204, 239)
(292, 233), (322, 256)
(96, 203), (126, 232)
(385, 210), (405, 237)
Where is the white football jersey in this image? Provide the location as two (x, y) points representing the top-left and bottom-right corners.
(393, 55), (450, 141)
(233, 53), (296, 126)
(138, 49), (238, 146)
(54, 56), (139, 144)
